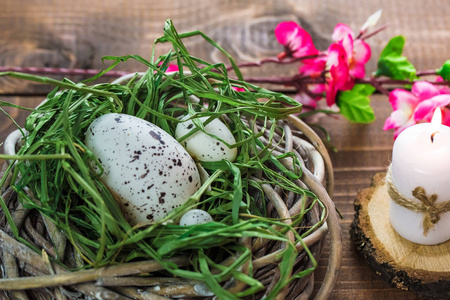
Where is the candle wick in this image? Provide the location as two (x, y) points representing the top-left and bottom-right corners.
(431, 131), (439, 143)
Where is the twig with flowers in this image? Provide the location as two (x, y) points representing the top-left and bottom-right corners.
(231, 10), (450, 139)
(0, 10), (449, 140)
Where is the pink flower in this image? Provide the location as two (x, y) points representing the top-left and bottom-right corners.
(293, 84), (326, 109)
(158, 62), (179, 72)
(413, 95), (450, 124)
(166, 64), (179, 72)
(325, 43), (353, 106)
(321, 24), (371, 106)
(436, 76), (450, 94)
(384, 79), (450, 138)
(232, 86), (245, 92)
(288, 22), (372, 108)
(275, 21), (319, 59)
(331, 24), (371, 79)
(383, 89), (420, 137)
(296, 58), (326, 108)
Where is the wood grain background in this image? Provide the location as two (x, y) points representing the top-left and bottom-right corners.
(1, 0), (449, 299)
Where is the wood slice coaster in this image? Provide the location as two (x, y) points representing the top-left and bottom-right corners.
(351, 172), (450, 299)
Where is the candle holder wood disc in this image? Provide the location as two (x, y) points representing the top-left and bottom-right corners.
(351, 172), (450, 299)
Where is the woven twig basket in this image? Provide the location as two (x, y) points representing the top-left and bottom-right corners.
(0, 74), (341, 300)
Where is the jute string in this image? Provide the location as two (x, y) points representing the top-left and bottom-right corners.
(386, 165), (450, 236)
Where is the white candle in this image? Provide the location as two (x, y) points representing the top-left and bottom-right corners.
(389, 108), (450, 245)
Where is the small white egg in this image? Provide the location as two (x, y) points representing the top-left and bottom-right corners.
(175, 116), (237, 162)
(85, 113), (201, 225)
(179, 209), (213, 226)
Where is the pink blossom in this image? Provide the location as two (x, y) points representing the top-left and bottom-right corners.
(284, 22), (372, 108)
(383, 89), (420, 137)
(436, 76), (450, 94)
(320, 24), (371, 106)
(232, 86), (245, 92)
(296, 58), (326, 108)
(331, 24), (371, 79)
(293, 84), (326, 109)
(158, 62), (179, 72)
(275, 21), (319, 59)
(413, 95), (450, 123)
(325, 43), (353, 106)
(166, 64), (179, 72)
(384, 80), (450, 138)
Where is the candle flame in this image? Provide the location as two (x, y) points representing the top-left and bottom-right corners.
(430, 107), (442, 143)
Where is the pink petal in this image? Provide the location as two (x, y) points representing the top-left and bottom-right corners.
(349, 63), (366, 79)
(332, 23), (354, 42)
(353, 40), (371, 64)
(293, 44), (319, 57)
(413, 94), (450, 121)
(232, 86), (245, 92)
(411, 81), (441, 100)
(330, 64), (349, 89)
(383, 110), (409, 130)
(384, 111), (417, 139)
(388, 89), (420, 111)
(166, 64), (179, 72)
(326, 80), (338, 106)
(309, 83), (326, 94)
(441, 107), (450, 126)
(274, 21), (318, 57)
(436, 76), (450, 94)
(291, 32), (319, 57)
(339, 34), (354, 60)
(342, 78), (355, 91)
(383, 116), (397, 131)
(327, 44), (349, 81)
(326, 43), (343, 67)
(299, 58), (326, 76)
(327, 43), (349, 67)
(158, 62), (179, 72)
(275, 21), (300, 45)
(294, 92), (318, 108)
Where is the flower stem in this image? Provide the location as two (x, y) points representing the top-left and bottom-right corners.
(228, 54), (325, 71)
(359, 24), (389, 40)
(416, 69), (439, 77)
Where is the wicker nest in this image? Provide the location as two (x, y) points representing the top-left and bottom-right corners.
(0, 76), (341, 300)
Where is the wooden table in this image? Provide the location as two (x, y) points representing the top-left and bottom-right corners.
(1, 1), (449, 299)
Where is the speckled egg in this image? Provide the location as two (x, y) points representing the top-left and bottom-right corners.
(179, 209), (213, 226)
(85, 113), (201, 225)
(175, 116), (237, 162)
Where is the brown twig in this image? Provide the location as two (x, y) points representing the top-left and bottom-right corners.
(228, 54), (325, 71)
(0, 239), (191, 291)
(2, 202), (30, 300)
(0, 66), (129, 78)
(359, 24), (389, 40)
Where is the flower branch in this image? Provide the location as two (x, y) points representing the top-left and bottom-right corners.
(231, 10), (450, 136)
(0, 9), (448, 139)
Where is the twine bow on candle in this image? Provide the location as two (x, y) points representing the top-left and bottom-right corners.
(386, 166), (450, 236)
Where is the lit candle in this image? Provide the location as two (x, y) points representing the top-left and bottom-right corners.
(389, 108), (450, 245)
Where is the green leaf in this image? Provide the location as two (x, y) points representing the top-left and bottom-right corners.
(337, 84), (376, 123)
(437, 60), (450, 81)
(375, 36), (417, 80)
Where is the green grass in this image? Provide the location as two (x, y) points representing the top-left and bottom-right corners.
(0, 19), (325, 299)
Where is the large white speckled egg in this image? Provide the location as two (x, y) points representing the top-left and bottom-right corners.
(175, 116), (237, 162)
(179, 209), (213, 226)
(85, 113), (201, 225)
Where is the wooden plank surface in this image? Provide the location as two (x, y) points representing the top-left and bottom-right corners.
(1, 0), (449, 299)
(1, 0), (449, 93)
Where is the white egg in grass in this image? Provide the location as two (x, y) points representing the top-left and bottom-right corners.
(85, 113), (201, 225)
(180, 209), (213, 226)
(175, 116), (237, 162)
